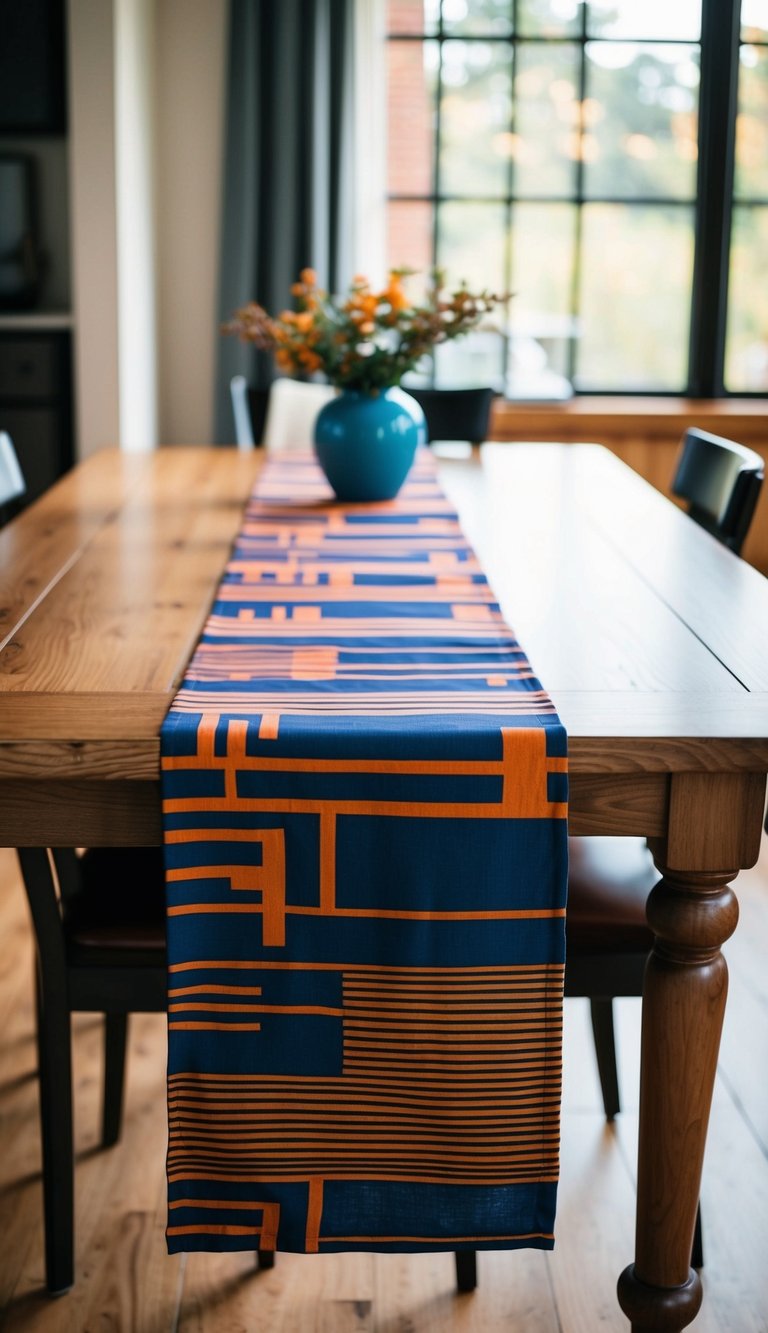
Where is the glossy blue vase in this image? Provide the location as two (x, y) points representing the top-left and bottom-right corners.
(314, 387), (426, 502)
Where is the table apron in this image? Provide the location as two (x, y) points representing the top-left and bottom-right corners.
(0, 780), (163, 846)
(0, 773), (672, 847)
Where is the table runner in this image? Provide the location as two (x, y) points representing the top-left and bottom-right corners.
(160, 450), (568, 1256)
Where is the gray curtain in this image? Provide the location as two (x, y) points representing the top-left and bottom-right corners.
(214, 0), (355, 441)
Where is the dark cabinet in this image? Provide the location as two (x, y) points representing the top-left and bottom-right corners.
(0, 0), (67, 134)
(0, 330), (73, 504)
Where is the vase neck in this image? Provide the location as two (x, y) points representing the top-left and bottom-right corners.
(339, 387), (399, 400)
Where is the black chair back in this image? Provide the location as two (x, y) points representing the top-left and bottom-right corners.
(672, 427), (764, 554)
(246, 385), (270, 445)
(406, 387), (494, 445)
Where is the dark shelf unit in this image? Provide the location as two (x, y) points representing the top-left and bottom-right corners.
(0, 329), (73, 505)
(0, 0), (67, 135)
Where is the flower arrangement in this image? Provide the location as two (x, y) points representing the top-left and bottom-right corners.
(224, 268), (507, 395)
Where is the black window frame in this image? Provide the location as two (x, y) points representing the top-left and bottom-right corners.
(387, 0), (761, 398)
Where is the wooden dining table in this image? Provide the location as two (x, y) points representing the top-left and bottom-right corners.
(1, 441), (767, 1332)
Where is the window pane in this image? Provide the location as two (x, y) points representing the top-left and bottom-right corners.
(387, 201), (435, 292)
(434, 329), (506, 388)
(439, 41), (512, 196)
(388, 0), (439, 35)
(518, 0), (581, 38)
(742, 0), (768, 43)
(437, 201), (507, 289)
(576, 204), (694, 389)
(513, 42), (580, 198)
(508, 203), (576, 396)
(586, 0), (701, 41)
(387, 40), (437, 195)
(734, 47), (768, 201)
(725, 206), (768, 391)
(584, 43), (699, 200)
(441, 0), (513, 36)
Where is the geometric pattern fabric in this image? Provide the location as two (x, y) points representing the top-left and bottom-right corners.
(161, 451), (568, 1254)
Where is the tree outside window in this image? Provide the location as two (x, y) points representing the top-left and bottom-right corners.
(386, 0), (768, 397)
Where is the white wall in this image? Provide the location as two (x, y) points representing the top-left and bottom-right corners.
(66, 1), (386, 457)
(115, 0), (158, 452)
(354, 0), (387, 286)
(155, 0), (228, 444)
(67, 0), (227, 457)
(68, 0), (120, 458)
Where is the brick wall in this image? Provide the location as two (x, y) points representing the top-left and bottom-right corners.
(387, 2), (435, 277)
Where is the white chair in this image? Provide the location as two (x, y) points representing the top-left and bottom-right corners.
(230, 375), (256, 450)
(230, 376), (337, 453)
(262, 378), (337, 453)
(0, 431), (25, 511)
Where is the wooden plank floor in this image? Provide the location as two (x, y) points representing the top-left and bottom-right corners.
(0, 841), (766, 1332)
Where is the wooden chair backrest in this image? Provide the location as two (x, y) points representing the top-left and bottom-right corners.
(671, 427), (764, 554)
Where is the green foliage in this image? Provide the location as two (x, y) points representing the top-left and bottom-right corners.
(224, 269), (509, 394)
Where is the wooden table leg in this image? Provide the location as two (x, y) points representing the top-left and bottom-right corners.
(617, 863), (737, 1330)
(617, 772), (765, 1332)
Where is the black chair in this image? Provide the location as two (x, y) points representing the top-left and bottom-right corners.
(671, 427), (764, 554)
(5, 446), (165, 1293)
(406, 387), (495, 446)
(563, 426), (764, 1273)
(231, 379), (496, 452)
(464, 427), (763, 1286)
(229, 375), (271, 449)
(18, 846), (287, 1293)
(24, 426), (760, 1293)
(17, 847), (168, 1293)
(570, 426), (764, 1112)
(18, 846), (474, 1294)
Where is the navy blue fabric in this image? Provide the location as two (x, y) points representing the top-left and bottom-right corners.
(161, 453), (567, 1256)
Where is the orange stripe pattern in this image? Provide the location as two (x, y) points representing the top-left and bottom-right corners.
(161, 451), (567, 1256)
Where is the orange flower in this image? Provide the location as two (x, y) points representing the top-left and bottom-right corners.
(383, 273), (409, 312)
(346, 292), (378, 323)
(296, 346), (322, 372)
(223, 267), (508, 394)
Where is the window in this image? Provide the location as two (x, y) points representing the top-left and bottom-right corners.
(725, 2), (768, 391)
(386, 0), (765, 397)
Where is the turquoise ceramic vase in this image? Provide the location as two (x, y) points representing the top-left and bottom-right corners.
(314, 387), (426, 502)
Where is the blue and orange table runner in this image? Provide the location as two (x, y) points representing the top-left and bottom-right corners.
(160, 451), (568, 1256)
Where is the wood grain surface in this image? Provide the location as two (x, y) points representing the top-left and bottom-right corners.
(1, 444), (766, 797)
(488, 396), (768, 574)
(0, 443), (765, 848)
(0, 448), (263, 789)
(440, 445), (768, 700)
(0, 443), (765, 1332)
(0, 448), (264, 696)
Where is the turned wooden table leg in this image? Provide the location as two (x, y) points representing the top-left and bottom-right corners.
(618, 771), (765, 1332)
(617, 864), (737, 1331)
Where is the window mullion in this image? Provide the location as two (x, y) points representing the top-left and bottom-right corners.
(503, 0), (517, 393)
(688, 0), (741, 397)
(428, 7), (445, 389)
(568, 3), (588, 388)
